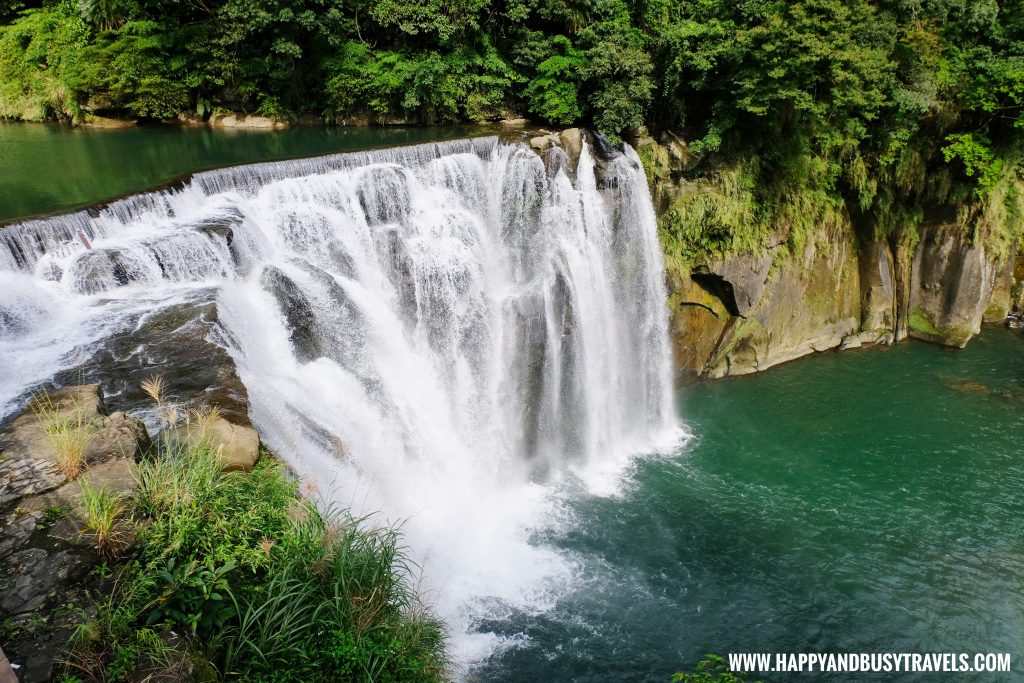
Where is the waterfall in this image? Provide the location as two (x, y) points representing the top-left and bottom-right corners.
(0, 134), (679, 662)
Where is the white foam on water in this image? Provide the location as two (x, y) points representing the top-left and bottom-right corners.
(0, 136), (680, 670)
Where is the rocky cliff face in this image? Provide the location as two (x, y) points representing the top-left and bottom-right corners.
(631, 133), (1022, 378)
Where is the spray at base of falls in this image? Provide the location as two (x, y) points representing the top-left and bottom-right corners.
(0, 134), (682, 665)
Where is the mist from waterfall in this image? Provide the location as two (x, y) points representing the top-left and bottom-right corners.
(0, 135), (680, 665)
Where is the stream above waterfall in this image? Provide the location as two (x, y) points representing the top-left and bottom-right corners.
(0, 122), (484, 224)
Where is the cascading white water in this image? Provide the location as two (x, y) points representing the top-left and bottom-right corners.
(0, 135), (680, 664)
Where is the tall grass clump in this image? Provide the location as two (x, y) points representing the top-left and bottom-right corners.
(32, 391), (96, 480)
(221, 506), (449, 682)
(77, 477), (131, 559)
(66, 441), (449, 682)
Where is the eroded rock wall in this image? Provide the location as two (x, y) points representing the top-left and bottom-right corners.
(632, 133), (1018, 378)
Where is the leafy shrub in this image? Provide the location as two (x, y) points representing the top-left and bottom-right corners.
(673, 654), (762, 683)
(66, 442), (449, 682)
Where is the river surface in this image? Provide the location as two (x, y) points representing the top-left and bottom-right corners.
(0, 124), (1021, 682)
(0, 121), (483, 223)
(472, 326), (1024, 682)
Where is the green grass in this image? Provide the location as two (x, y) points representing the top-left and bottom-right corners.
(32, 392), (96, 480)
(41, 503), (72, 528)
(63, 441), (449, 682)
(77, 477), (131, 559)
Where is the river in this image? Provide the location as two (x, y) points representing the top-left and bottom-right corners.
(0, 121), (484, 223)
(471, 326), (1024, 681)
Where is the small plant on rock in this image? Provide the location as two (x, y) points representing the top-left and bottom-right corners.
(41, 503), (72, 527)
(185, 404), (222, 442)
(141, 374), (177, 427)
(33, 392), (96, 480)
(77, 477), (130, 559)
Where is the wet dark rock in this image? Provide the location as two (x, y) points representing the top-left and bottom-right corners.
(193, 207), (242, 248)
(327, 240), (357, 279)
(52, 301), (251, 426)
(86, 412), (152, 463)
(378, 229), (418, 327)
(198, 223), (234, 247)
(589, 131), (622, 162)
(68, 249), (152, 295)
(262, 265), (323, 362)
(1, 548), (88, 615)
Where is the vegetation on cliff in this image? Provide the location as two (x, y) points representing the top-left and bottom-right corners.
(634, 0), (1023, 269)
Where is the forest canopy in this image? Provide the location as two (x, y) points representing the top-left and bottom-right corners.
(1, 0), (1022, 237)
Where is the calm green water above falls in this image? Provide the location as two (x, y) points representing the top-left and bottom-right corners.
(473, 328), (1024, 682)
(0, 122), (482, 223)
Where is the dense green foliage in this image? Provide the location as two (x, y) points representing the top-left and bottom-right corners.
(64, 442), (448, 682)
(638, 0), (1024, 261)
(672, 654), (761, 683)
(1, 0), (1022, 249)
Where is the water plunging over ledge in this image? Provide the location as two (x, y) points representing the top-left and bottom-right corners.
(0, 135), (682, 665)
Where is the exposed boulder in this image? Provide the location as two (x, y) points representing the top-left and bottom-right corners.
(0, 384), (147, 507)
(208, 113), (288, 129)
(528, 133), (560, 153)
(559, 128), (584, 169)
(908, 223), (1000, 347)
(0, 386), (145, 505)
(164, 417), (260, 472)
(20, 457), (138, 516)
